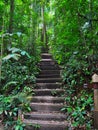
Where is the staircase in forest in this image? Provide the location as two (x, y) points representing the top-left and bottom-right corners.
(24, 53), (68, 130)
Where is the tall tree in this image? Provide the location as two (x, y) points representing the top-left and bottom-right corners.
(9, 0), (14, 34)
(41, 4), (48, 49)
(8, 0), (15, 48)
(40, 0), (50, 50)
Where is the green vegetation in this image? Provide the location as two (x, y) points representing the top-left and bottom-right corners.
(0, 0), (41, 129)
(49, 0), (97, 129)
(0, 48), (39, 129)
(0, 0), (97, 129)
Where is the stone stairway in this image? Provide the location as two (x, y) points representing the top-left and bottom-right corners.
(24, 53), (68, 130)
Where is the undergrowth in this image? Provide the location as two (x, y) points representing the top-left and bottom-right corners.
(0, 47), (40, 130)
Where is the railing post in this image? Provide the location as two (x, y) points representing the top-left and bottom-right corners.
(92, 73), (98, 129)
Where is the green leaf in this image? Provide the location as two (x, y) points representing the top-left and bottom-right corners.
(9, 47), (21, 53)
(3, 81), (18, 90)
(72, 121), (79, 127)
(21, 51), (26, 56)
(19, 126), (23, 130)
(17, 32), (22, 37)
(67, 107), (73, 113)
(61, 107), (66, 111)
(3, 54), (21, 61)
(0, 109), (3, 115)
(4, 111), (8, 115)
(15, 125), (20, 130)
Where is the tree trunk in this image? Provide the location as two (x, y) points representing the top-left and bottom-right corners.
(9, 0), (14, 34)
(41, 4), (48, 51)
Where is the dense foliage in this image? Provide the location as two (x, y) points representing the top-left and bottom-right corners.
(0, 0), (41, 129)
(0, 0), (97, 129)
(49, 0), (97, 129)
(0, 47), (40, 129)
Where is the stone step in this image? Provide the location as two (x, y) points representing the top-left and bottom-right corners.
(33, 89), (64, 96)
(41, 53), (52, 59)
(39, 66), (60, 70)
(37, 74), (60, 78)
(40, 70), (60, 75)
(32, 96), (64, 103)
(41, 59), (53, 62)
(36, 78), (62, 83)
(24, 119), (68, 130)
(30, 103), (64, 112)
(24, 53), (68, 130)
(24, 112), (66, 121)
(36, 83), (62, 89)
(39, 60), (56, 65)
(38, 64), (61, 70)
(38, 63), (59, 68)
